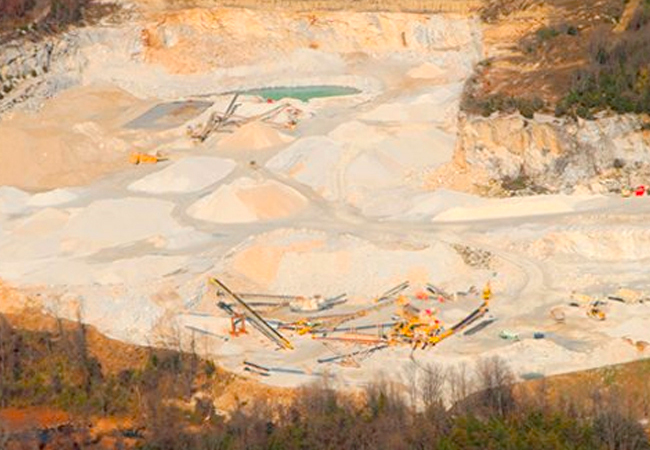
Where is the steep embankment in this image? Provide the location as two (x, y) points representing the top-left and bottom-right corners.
(0, 36), (80, 115)
(128, 0), (482, 13)
(446, 113), (650, 195)
(443, 0), (650, 196)
(138, 7), (479, 75)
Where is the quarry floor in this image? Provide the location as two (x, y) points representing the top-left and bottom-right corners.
(0, 5), (649, 391)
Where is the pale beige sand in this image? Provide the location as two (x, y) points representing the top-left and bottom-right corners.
(0, 85), (149, 190)
(187, 177), (308, 223)
(217, 122), (294, 152)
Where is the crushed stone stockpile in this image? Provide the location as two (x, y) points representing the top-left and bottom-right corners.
(128, 157), (237, 194)
(217, 122), (294, 151)
(517, 225), (650, 261)
(407, 62), (447, 80)
(187, 177), (308, 223)
(223, 229), (485, 295)
(267, 120), (454, 208)
(0, 186), (78, 215)
(60, 197), (185, 254)
(266, 136), (344, 200)
(359, 85), (463, 124)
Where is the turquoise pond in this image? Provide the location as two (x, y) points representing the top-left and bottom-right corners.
(241, 85), (361, 102)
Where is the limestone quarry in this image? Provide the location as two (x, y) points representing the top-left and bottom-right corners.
(1, 0), (650, 396)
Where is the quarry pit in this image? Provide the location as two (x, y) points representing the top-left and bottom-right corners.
(1, 0), (650, 393)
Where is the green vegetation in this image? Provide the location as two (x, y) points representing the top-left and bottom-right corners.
(462, 93), (545, 119)
(480, 0), (533, 23)
(558, 2), (650, 118)
(0, 315), (213, 418)
(0, 0), (35, 18)
(136, 358), (650, 450)
(537, 26), (561, 41)
(0, 0), (93, 38)
(535, 24), (580, 41)
(1, 315), (649, 450)
(567, 24), (579, 36)
(48, 0), (87, 26)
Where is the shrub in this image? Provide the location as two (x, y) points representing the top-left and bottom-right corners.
(558, 6), (650, 118)
(0, 0), (35, 18)
(480, 0), (533, 23)
(537, 26), (560, 41)
(48, 0), (87, 25)
(463, 93), (545, 118)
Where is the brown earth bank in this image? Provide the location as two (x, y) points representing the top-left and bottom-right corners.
(119, 0), (481, 14)
(0, 306), (649, 449)
(466, 0), (650, 119)
(0, 0), (118, 44)
(0, 309), (294, 450)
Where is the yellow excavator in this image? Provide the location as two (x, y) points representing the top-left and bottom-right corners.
(570, 292), (607, 321)
(587, 300), (606, 321)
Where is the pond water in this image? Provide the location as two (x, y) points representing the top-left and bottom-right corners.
(241, 85), (360, 102)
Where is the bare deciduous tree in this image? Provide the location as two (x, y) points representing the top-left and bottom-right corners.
(0, 422), (10, 450)
(447, 362), (474, 415)
(404, 361), (419, 412)
(420, 362), (446, 411)
(475, 356), (515, 418)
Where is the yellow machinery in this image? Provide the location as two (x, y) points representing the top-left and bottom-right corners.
(294, 319), (319, 335)
(129, 152), (166, 165)
(389, 315), (452, 348)
(390, 307), (449, 348)
(388, 282), (492, 349)
(587, 301), (606, 321)
(283, 281), (492, 351)
(482, 281), (492, 301)
(571, 292), (607, 321)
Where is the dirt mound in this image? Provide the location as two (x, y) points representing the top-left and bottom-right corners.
(128, 157), (236, 194)
(217, 121), (294, 152)
(225, 229), (472, 295)
(407, 62), (447, 80)
(187, 177), (308, 223)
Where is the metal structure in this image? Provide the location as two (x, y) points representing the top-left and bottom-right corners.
(210, 278), (294, 350)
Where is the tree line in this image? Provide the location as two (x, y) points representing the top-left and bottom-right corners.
(0, 314), (649, 449)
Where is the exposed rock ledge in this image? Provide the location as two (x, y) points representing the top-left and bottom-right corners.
(454, 113), (650, 195)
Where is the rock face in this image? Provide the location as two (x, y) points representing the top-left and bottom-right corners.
(0, 40), (54, 83)
(0, 34), (81, 115)
(140, 9), (482, 74)
(455, 113), (650, 193)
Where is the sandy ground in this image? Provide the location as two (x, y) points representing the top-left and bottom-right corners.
(0, 85), (151, 190)
(0, 6), (649, 393)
